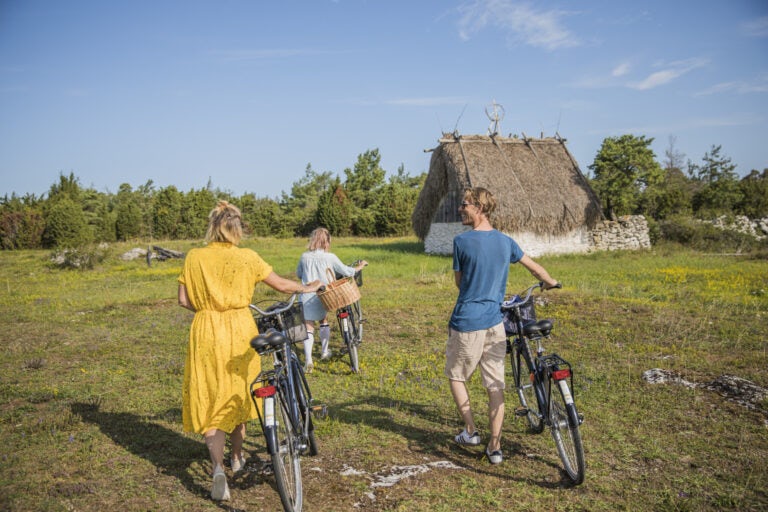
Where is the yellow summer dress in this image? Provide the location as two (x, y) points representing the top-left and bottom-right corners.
(178, 242), (272, 434)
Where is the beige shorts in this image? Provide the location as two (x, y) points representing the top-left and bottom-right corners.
(444, 323), (507, 391)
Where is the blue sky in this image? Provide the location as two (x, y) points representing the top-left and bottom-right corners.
(1, 0), (767, 199)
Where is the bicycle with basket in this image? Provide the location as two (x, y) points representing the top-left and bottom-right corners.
(316, 263), (364, 373)
(502, 282), (585, 484)
(249, 293), (326, 512)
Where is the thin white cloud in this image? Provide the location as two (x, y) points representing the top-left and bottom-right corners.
(457, 0), (580, 51)
(612, 62), (631, 77)
(627, 58), (708, 90)
(694, 73), (768, 96)
(741, 16), (768, 37)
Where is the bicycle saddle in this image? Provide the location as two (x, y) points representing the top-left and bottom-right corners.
(250, 328), (288, 353)
(523, 319), (553, 337)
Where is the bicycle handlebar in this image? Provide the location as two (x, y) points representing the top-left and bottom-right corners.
(249, 293), (299, 316)
(249, 285), (327, 317)
(502, 281), (562, 310)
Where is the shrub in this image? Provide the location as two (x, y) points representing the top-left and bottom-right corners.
(49, 243), (110, 270)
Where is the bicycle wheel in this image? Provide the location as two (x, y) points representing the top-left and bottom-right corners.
(273, 391), (303, 511)
(351, 300), (363, 343)
(292, 360), (319, 456)
(341, 308), (360, 373)
(510, 341), (544, 433)
(549, 378), (585, 484)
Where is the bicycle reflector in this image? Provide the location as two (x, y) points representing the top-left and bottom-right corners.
(253, 385), (277, 398)
(552, 369), (571, 381)
(339, 311), (349, 319)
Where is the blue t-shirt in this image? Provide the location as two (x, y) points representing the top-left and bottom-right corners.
(450, 229), (524, 332)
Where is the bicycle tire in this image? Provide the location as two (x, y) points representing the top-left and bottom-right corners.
(292, 360), (319, 456)
(351, 300), (363, 343)
(511, 342), (544, 433)
(549, 378), (585, 484)
(340, 307), (360, 373)
(272, 390), (303, 511)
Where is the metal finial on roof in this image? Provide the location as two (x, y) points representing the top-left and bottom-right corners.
(485, 100), (504, 136)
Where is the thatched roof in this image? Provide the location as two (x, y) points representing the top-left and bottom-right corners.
(412, 133), (603, 240)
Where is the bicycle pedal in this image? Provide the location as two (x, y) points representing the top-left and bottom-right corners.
(578, 413), (584, 425)
(514, 406), (529, 417)
(311, 404), (328, 419)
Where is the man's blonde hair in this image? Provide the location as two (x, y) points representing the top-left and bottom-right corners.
(205, 200), (243, 244)
(463, 187), (497, 217)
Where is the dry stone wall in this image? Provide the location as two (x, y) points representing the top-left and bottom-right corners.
(590, 215), (652, 252)
(423, 215), (652, 255)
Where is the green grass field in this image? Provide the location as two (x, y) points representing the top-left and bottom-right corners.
(1, 237), (766, 511)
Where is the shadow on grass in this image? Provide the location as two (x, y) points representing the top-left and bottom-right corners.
(70, 403), (213, 501)
(328, 394), (576, 489)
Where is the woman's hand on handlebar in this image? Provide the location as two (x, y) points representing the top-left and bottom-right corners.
(354, 260), (368, 271)
(542, 280), (562, 290)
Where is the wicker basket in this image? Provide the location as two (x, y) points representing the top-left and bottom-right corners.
(502, 295), (537, 335)
(317, 268), (361, 311)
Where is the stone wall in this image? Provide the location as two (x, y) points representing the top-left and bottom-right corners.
(590, 215), (652, 251)
(423, 215), (652, 256)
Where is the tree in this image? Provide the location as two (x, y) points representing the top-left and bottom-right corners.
(343, 149), (386, 235)
(153, 186), (183, 239)
(316, 180), (352, 236)
(0, 194), (45, 249)
(375, 166), (425, 235)
(588, 135), (663, 219)
(240, 194), (284, 237)
(42, 197), (91, 248)
(647, 136), (693, 219)
(280, 165), (334, 236)
(688, 145), (742, 217)
(736, 169), (768, 218)
(178, 187), (216, 240)
(114, 184), (144, 241)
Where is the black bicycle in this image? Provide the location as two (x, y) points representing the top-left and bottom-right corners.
(502, 282), (585, 485)
(333, 262), (364, 373)
(249, 294), (325, 512)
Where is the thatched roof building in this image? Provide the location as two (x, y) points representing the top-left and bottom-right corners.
(412, 133), (605, 256)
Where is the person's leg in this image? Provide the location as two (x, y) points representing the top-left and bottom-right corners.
(445, 328), (483, 442)
(204, 428), (226, 470)
(486, 388), (505, 452)
(303, 322), (315, 372)
(319, 317), (331, 359)
(204, 428), (230, 500)
(229, 423), (245, 464)
(478, 323), (508, 458)
(449, 379), (476, 434)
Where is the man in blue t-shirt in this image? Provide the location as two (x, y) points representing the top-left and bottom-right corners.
(447, 187), (559, 465)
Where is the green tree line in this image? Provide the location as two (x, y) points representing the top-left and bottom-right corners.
(0, 149), (425, 249)
(1, 138), (766, 251)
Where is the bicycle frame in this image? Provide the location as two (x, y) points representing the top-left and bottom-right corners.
(503, 282), (585, 484)
(249, 295), (321, 511)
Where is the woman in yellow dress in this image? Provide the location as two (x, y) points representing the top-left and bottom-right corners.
(177, 200), (321, 501)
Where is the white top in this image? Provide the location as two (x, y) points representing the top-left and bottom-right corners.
(296, 249), (356, 320)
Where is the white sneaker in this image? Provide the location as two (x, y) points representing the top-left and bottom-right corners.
(211, 465), (230, 501)
(231, 454), (246, 473)
(321, 350), (332, 360)
(454, 429), (481, 446)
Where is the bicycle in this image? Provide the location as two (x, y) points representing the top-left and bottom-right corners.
(249, 293), (325, 512)
(332, 262), (365, 373)
(502, 282), (585, 485)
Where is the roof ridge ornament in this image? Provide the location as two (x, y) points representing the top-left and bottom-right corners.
(485, 100), (505, 136)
